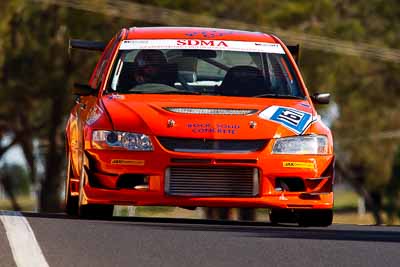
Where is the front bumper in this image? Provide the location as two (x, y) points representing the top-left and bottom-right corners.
(81, 186), (333, 209)
(79, 140), (334, 210)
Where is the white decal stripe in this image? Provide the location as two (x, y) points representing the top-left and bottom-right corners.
(120, 39), (285, 54)
(258, 105), (280, 119)
(0, 211), (49, 267)
(300, 116), (319, 135)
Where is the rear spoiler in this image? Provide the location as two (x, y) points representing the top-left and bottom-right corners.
(287, 44), (300, 65)
(69, 39), (106, 52)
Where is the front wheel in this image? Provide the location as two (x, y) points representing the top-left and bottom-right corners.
(77, 164), (114, 219)
(66, 185), (79, 216)
(79, 204), (114, 219)
(269, 209), (333, 227)
(297, 209), (333, 227)
(269, 209), (297, 225)
(65, 152), (78, 216)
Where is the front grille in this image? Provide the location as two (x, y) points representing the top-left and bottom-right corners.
(165, 167), (259, 197)
(157, 137), (267, 153)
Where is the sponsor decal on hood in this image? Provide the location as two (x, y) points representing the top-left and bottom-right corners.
(259, 106), (315, 134)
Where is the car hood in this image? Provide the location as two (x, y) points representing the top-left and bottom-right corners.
(101, 94), (316, 140)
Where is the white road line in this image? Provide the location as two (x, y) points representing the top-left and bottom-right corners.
(0, 211), (49, 267)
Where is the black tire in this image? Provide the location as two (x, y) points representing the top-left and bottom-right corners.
(77, 164), (114, 219)
(65, 186), (79, 216)
(297, 209), (333, 227)
(269, 209), (297, 225)
(79, 204), (114, 219)
(65, 153), (79, 216)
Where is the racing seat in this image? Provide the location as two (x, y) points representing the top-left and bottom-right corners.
(219, 65), (268, 97)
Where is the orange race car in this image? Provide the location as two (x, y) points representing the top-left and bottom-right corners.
(65, 27), (334, 226)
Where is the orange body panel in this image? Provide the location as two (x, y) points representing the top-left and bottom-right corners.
(66, 27), (334, 211)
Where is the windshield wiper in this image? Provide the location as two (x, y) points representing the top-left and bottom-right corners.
(253, 93), (305, 99)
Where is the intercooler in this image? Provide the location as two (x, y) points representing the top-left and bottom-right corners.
(165, 166), (259, 197)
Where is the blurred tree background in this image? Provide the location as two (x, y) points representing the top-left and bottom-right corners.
(0, 0), (399, 224)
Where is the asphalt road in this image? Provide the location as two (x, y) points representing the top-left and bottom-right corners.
(1, 212), (400, 267)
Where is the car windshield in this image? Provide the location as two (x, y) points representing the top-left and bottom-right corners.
(107, 40), (304, 98)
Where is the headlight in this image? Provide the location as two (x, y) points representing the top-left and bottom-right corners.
(92, 130), (153, 151)
(272, 135), (328, 155)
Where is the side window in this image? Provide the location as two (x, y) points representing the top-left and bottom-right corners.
(90, 36), (119, 89)
(89, 50), (108, 89)
(267, 54), (302, 96)
(94, 60), (108, 89)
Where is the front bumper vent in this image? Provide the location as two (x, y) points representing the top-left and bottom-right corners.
(165, 166), (259, 197)
(164, 107), (258, 115)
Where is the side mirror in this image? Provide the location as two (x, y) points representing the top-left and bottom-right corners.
(72, 83), (96, 96)
(311, 93), (330, 104)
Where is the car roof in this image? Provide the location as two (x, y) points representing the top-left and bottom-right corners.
(125, 27), (277, 43)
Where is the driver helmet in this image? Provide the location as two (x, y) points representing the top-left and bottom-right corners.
(133, 50), (167, 83)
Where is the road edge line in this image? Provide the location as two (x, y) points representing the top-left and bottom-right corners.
(0, 210), (49, 267)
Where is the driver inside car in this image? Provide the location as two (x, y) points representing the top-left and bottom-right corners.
(133, 49), (169, 85)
